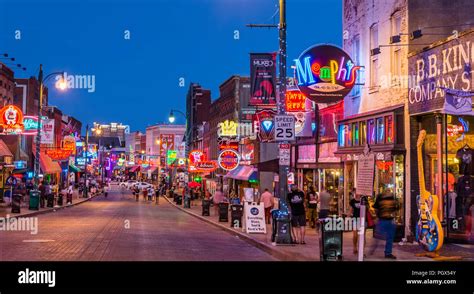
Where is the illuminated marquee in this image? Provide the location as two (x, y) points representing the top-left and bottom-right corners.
(195, 161), (218, 173)
(294, 44), (361, 103)
(22, 116), (47, 135)
(218, 120), (238, 138)
(285, 90), (308, 112)
(46, 148), (73, 161)
(254, 109), (277, 142)
(218, 149), (240, 171)
(0, 105), (24, 135)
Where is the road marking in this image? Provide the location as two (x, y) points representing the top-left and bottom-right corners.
(22, 239), (55, 243)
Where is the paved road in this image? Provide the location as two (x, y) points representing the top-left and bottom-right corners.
(0, 185), (276, 261)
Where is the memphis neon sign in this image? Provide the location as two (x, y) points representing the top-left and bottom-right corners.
(294, 44), (361, 103)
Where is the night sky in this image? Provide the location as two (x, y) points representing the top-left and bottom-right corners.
(0, 0), (342, 132)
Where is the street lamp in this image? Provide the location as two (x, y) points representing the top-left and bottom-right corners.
(33, 65), (66, 190)
(168, 109), (185, 124)
(91, 127), (103, 185)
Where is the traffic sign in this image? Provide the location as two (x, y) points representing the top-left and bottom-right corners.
(274, 115), (295, 141)
(279, 143), (291, 166)
(6, 176), (18, 186)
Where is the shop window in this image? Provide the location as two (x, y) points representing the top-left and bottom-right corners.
(338, 124), (345, 147)
(376, 117), (385, 144)
(352, 122), (359, 146)
(346, 124), (352, 146)
(385, 115), (394, 143)
(368, 119), (376, 145)
(360, 121), (367, 146)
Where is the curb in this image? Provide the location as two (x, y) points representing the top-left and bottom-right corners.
(1, 193), (99, 220)
(163, 196), (309, 261)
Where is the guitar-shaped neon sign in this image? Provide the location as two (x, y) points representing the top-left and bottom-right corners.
(416, 130), (444, 252)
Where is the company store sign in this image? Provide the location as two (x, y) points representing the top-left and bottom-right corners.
(0, 105), (24, 135)
(408, 31), (474, 115)
(218, 149), (240, 171)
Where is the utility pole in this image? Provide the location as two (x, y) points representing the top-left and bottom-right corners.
(277, 0), (288, 208)
(84, 124), (89, 198)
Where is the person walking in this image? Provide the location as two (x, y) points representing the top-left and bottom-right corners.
(287, 185), (307, 244)
(213, 188), (224, 216)
(67, 183), (73, 204)
(318, 189), (331, 219)
(260, 188), (274, 225)
(155, 186), (160, 204)
(370, 189), (399, 259)
(350, 192), (363, 255)
(306, 186), (318, 228)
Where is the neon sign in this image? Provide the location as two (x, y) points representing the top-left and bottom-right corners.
(294, 44), (361, 103)
(195, 161), (218, 173)
(218, 120), (238, 138)
(218, 149), (240, 171)
(46, 148), (73, 161)
(0, 105), (24, 135)
(254, 109), (277, 142)
(285, 90), (308, 112)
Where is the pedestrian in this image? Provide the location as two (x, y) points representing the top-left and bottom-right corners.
(67, 183), (73, 204)
(306, 186), (318, 228)
(213, 188), (224, 216)
(350, 192), (364, 255)
(318, 189), (331, 220)
(155, 187), (160, 204)
(134, 186), (139, 201)
(370, 189), (399, 259)
(287, 185), (307, 244)
(143, 187), (148, 202)
(260, 188), (274, 225)
(104, 184), (109, 198)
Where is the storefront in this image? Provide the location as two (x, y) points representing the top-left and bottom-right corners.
(408, 30), (474, 244)
(336, 105), (406, 237)
(224, 165), (258, 201)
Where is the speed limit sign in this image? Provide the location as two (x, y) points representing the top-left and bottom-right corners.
(274, 115), (295, 141)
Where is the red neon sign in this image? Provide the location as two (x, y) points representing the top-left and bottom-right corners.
(0, 105), (24, 135)
(46, 148), (73, 161)
(218, 149), (240, 171)
(285, 90), (307, 112)
(195, 161), (218, 172)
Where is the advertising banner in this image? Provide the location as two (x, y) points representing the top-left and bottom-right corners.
(357, 148), (375, 196)
(159, 134), (175, 156)
(41, 119), (55, 144)
(244, 202), (267, 234)
(250, 53), (277, 106)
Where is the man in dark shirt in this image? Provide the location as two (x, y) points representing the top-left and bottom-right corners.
(371, 189), (398, 259)
(350, 193), (362, 254)
(287, 185), (306, 244)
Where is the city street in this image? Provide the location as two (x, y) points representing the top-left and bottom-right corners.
(0, 184), (276, 261)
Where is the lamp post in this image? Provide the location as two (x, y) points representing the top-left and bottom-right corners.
(91, 127), (103, 185)
(33, 65), (66, 190)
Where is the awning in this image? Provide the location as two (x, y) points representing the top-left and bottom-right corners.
(69, 164), (81, 173)
(129, 165), (140, 173)
(40, 152), (62, 174)
(225, 165), (258, 181)
(0, 139), (13, 157)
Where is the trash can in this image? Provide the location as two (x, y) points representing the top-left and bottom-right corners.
(319, 218), (343, 261)
(202, 200), (211, 216)
(218, 202), (229, 222)
(173, 193), (177, 203)
(230, 204), (243, 228)
(29, 190), (40, 211)
(47, 194), (54, 208)
(176, 195), (183, 205)
(57, 194), (63, 206)
(271, 209), (292, 244)
(184, 195), (191, 208)
(11, 194), (21, 213)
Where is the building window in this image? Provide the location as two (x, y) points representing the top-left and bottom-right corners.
(368, 119), (376, 145)
(352, 122), (359, 146)
(370, 23), (379, 88)
(391, 11), (402, 84)
(338, 124), (345, 147)
(360, 121), (367, 146)
(385, 115), (394, 143)
(376, 117), (385, 144)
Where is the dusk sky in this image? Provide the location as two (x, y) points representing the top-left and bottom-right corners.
(1, 0), (342, 132)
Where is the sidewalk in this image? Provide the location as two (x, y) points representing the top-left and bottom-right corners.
(164, 197), (474, 261)
(0, 189), (98, 219)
